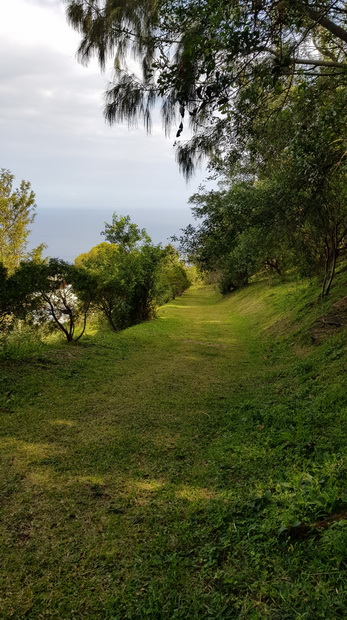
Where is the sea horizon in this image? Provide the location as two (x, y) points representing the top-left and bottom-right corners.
(28, 206), (194, 262)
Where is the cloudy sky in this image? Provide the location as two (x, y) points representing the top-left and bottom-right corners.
(1, 0), (206, 259)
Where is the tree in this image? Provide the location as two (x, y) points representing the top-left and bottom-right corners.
(76, 240), (164, 330)
(4, 259), (96, 342)
(75, 241), (120, 273)
(177, 77), (347, 295)
(101, 213), (151, 252)
(65, 0), (347, 176)
(249, 78), (347, 295)
(75, 242), (129, 330)
(155, 245), (191, 303)
(0, 169), (36, 273)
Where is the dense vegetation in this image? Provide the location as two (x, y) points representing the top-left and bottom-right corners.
(0, 199), (191, 343)
(176, 78), (347, 297)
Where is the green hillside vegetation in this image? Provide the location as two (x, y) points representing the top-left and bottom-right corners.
(0, 210), (191, 342)
(1, 269), (346, 618)
(2, 2), (347, 615)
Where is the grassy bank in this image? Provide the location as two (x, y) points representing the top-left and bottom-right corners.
(1, 274), (347, 618)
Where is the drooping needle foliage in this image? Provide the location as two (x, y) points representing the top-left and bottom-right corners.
(65, 0), (347, 176)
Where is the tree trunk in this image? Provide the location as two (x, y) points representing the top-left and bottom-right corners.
(324, 249), (338, 296)
(75, 306), (89, 342)
(265, 259), (282, 276)
(306, 7), (347, 46)
(321, 226), (338, 297)
(320, 243), (330, 298)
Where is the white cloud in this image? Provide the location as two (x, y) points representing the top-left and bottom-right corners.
(0, 0), (207, 261)
(1, 0), (78, 56)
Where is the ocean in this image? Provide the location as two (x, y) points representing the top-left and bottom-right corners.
(27, 207), (195, 262)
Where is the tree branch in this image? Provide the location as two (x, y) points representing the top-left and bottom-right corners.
(264, 47), (346, 68)
(294, 57), (346, 68)
(306, 7), (347, 45)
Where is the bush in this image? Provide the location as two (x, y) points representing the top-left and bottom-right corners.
(76, 241), (191, 331)
(0, 323), (45, 361)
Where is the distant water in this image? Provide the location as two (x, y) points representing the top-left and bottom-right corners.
(28, 207), (194, 262)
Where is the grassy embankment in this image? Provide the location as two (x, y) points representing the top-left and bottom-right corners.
(1, 271), (347, 618)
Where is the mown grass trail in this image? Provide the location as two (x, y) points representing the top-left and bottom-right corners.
(1, 282), (347, 618)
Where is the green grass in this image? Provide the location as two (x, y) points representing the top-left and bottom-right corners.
(1, 275), (347, 618)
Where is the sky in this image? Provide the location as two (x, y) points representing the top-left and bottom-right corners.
(1, 0), (207, 259)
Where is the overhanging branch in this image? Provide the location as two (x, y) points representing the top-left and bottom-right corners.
(264, 47), (346, 69)
(294, 57), (346, 68)
(306, 6), (347, 45)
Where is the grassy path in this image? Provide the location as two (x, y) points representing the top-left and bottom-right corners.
(1, 283), (347, 618)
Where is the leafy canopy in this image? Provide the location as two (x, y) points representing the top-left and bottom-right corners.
(2, 259), (96, 342)
(177, 76), (347, 295)
(101, 213), (151, 251)
(0, 169), (36, 273)
(65, 0), (347, 176)
(76, 208), (166, 330)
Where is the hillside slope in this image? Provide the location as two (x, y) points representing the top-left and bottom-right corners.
(1, 278), (347, 618)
